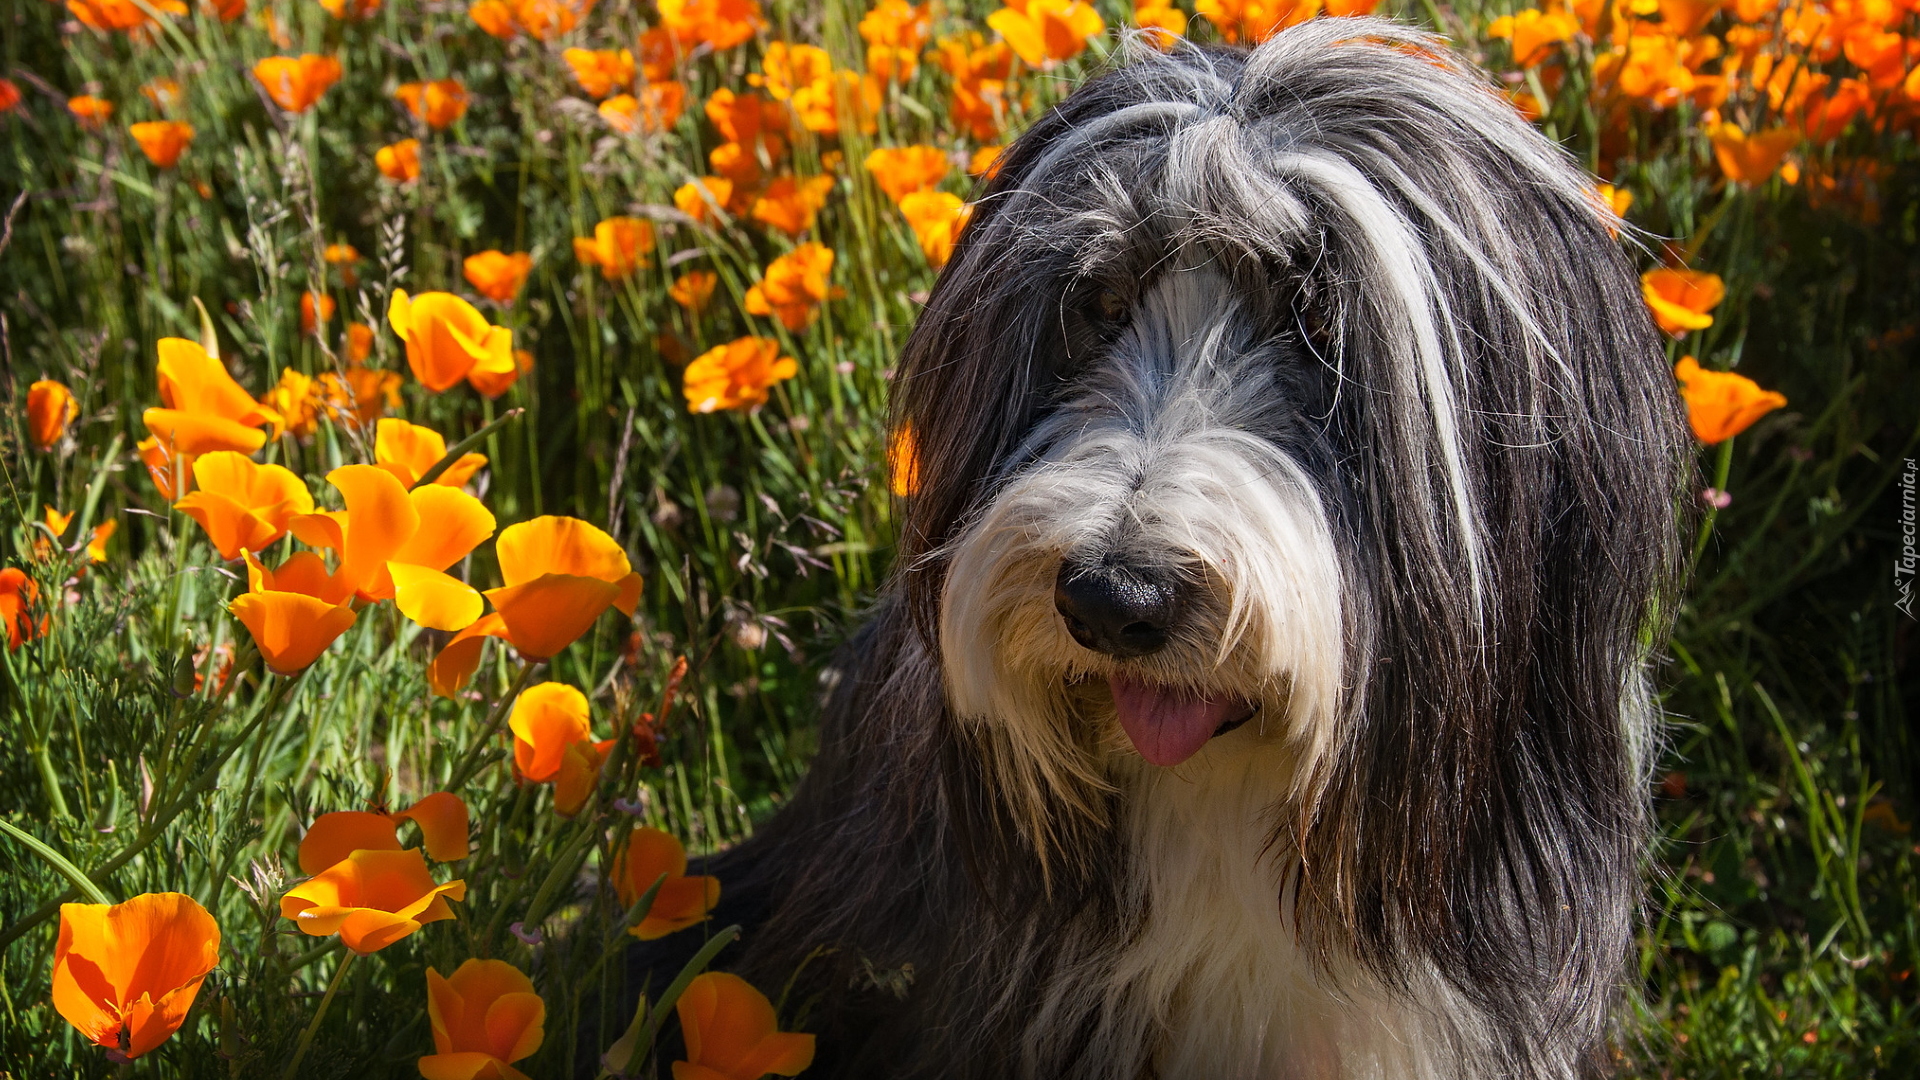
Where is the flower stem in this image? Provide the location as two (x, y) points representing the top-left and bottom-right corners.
(446, 658), (540, 790)
(282, 949), (355, 1080)
(1691, 436), (1736, 567)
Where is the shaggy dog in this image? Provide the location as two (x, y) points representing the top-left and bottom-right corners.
(626, 19), (1691, 1080)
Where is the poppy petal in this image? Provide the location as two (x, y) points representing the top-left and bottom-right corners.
(230, 591), (357, 674)
(393, 486), (497, 570)
(394, 792), (471, 863)
(485, 574), (621, 660)
(298, 811), (401, 875)
(428, 613), (510, 698)
(391, 564), (485, 631)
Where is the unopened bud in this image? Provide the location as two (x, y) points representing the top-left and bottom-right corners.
(169, 651), (199, 698)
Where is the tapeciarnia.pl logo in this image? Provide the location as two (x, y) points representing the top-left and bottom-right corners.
(1898, 458), (1917, 619)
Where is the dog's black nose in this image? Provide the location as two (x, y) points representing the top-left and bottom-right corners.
(1054, 562), (1182, 659)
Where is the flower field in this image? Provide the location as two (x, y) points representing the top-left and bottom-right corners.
(0, 0), (1916, 1073)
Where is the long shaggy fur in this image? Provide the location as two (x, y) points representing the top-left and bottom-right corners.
(629, 20), (1692, 1079)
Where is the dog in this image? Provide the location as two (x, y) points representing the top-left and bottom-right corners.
(631, 19), (1692, 1079)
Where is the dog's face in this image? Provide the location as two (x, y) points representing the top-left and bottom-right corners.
(893, 32), (1689, 1042)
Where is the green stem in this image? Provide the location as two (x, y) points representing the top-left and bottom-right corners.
(415, 408), (525, 488)
(1690, 435), (1735, 567)
(0, 821), (112, 905)
(282, 950), (355, 1080)
(446, 659), (541, 790)
(30, 743), (71, 821)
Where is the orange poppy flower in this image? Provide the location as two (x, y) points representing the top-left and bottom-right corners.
(206, 0), (243, 19)
(281, 848), (465, 954)
(657, 0), (764, 51)
(298, 793), (471, 874)
(1596, 183), (1633, 219)
(1193, 0), (1315, 44)
(930, 33), (1014, 140)
(174, 452), (315, 560)
(375, 418), (488, 489)
(1135, 0), (1187, 46)
(468, 348), (533, 399)
(129, 121), (194, 169)
(744, 243), (838, 331)
(1707, 123), (1799, 186)
(318, 0), (379, 16)
(233, 551), (358, 673)
(264, 369), (321, 437)
(704, 89), (789, 177)
(324, 242), (360, 266)
(683, 336), (798, 413)
(1488, 8), (1581, 66)
(1658, 0), (1723, 35)
(67, 95), (114, 129)
(422, 960), (545, 1080)
(600, 94), (643, 132)
(750, 175), (835, 237)
(388, 289), (514, 393)
(888, 424), (921, 496)
(859, 0), (931, 53)
(670, 270), (718, 311)
(66, 0), (187, 32)
(287, 464), (496, 628)
(864, 145), (950, 204)
(463, 250), (533, 304)
(88, 520), (115, 563)
(139, 77), (184, 112)
(1, 567), (41, 651)
(52, 893), (220, 1061)
(671, 972), (814, 1079)
(572, 217), (656, 280)
(611, 827), (721, 939)
(345, 322), (376, 365)
(301, 290), (335, 336)
(253, 54), (343, 113)
(376, 139), (422, 182)
(483, 517), (642, 660)
(1641, 268), (1725, 336)
(143, 338), (283, 456)
(988, 0), (1105, 66)
(633, 80), (688, 132)
(674, 177), (734, 226)
(508, 0), (592, 39)
(1673, 356), (1788, 444)
(427, 612), (509, 697)
(396, 80), (469, 129)
(0, 79), (17, 113)
(469, 0), (518, 37)
(510, 683), (617, 816)
(563, 48), (635, 100)
(27, 380), (78, 449)
(138, 436), (194, 500)
(899, 191), (970, 268)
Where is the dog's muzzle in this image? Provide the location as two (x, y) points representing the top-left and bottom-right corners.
(1053, 561), (1185, 659)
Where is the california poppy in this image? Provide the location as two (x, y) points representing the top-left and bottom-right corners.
(376, 139), (422, 182)
(1487, 8), (1580, 66)
(508, 0), (593, 39)
(1674, 356), (1788, 444)
(750, 175), (836, 237)
(129, 121), (194, 168)
(683, 337), (798, 413)
(1707, 123), (1800, 186)
(143, 338), (283, 455)
(611, 827), (721, 939)
(52, 893), (220, 1060)
(674, 178), (734, 226)
(899, 191), (970, 268)
(318, 0), (379, 16)
(469, 0), (518, 37)
(263, 368), (322, 438)
(670, 270), (718, 312)
(388, 289), (514, 393)
(572, 217), (655, 280)
(1641, 268), (1725, 336)
(463, 250), (534, 304)
(298, 792), (471, 873)
(27, 380), (78, 449)
(510, 683), (617, 816)
(174, 452), (315, 560)
(67, 95), (114, 129)
(0, 79), (18, 113)
(1134, 0), (1187, 46)
(375, 418), (488, 488)
(564, 48), (636, 99)
(657, 0), (764, 51)
(138, 436), (194, 501)
(253, 54), (343, 113)
(301, 290), (335, 336)
(744, 243), (838, 330)
(1192, 0), (1315, 44)
(864, 145), (950, 204)
(987, 0), (1106, 66)
(483, 517), (642, 660)
(671, 972), (814, 1079)
(66, 0), (187, 32)
(87, 520), (116, 563)
(421, 960), (545, 1080)
(232, 551), (359, 673)
(396, 80), (469, 129)
(468, 348), (533, 399)
(1, 567), (40, 650)
(280, 848), (465, 954)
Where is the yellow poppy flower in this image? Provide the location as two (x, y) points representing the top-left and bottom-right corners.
(388, 289), (514, 393)
(174, 452), (315, 560)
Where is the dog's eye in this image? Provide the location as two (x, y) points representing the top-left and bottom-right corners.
(1093, 289), (1128, 323)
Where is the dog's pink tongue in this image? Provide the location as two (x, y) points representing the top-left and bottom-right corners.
(1109, 675), (1238, 767)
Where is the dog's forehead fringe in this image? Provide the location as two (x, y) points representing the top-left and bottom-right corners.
(988, 23), (1590, 274)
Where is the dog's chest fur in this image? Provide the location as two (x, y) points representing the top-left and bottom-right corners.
(1077, 731), (1436, 1080)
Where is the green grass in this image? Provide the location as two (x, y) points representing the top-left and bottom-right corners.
(2, 0), (1918, 1074)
